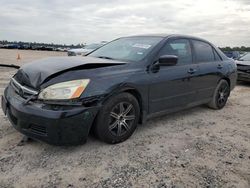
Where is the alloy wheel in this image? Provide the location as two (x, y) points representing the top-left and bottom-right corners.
(109, 102), (136, 136)
(217, 82), (230, 107)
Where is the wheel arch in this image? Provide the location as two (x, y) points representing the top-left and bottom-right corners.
(218, 76), (231, 93)
(121, 88), (144, 124)
(221, 77), (231, 87)
(101, 85), (145, 124)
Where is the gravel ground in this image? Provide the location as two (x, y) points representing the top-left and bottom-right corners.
(0, 49), (250, 188)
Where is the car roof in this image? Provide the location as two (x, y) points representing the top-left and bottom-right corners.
(125, 34), (210, 43)
(125, 34), (229, 60)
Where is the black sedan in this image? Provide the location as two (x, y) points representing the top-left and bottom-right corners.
(1, 34), (237, 145)
(235, 53), (250, 82)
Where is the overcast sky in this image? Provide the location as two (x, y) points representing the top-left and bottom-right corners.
(0, 0), (249, 46)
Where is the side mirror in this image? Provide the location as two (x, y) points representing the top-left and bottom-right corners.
(158, 55), (178, 66)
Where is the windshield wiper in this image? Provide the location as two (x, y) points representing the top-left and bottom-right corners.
(97, 56), (114, 60)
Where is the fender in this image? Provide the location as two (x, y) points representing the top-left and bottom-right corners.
(100, 83), (147, 124)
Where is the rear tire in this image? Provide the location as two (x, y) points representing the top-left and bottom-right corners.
(94, 93), (140, 144)
(208, 79), (230, 109)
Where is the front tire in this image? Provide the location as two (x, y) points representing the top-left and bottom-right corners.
(94, 93), (140, 144)
(208, 79), (230, 109)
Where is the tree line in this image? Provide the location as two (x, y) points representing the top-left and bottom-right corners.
(0, 40), (85, 49)
(219, 46), (250, 52)
(1, 40), (250, 52)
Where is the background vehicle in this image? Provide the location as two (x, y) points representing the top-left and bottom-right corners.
(2, 34), (237, 145)
(2, 44), (20, 49)
(223, 51), (240, 59)
(67, 42), (106, 56)
(235, 52), (250, 82)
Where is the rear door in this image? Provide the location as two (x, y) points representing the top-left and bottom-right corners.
(148, 38), (199, 114)
(191, 40), (223, 102)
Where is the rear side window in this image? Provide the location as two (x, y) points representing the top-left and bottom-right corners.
(159, 39), (192, 65)
(192, 40), (215, 63)
(214, 50), (222, 61)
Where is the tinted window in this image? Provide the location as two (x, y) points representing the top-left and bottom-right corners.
(214, 50), (222, 61)
(159, 39), (192, 65)
(192, 40), (214, 63)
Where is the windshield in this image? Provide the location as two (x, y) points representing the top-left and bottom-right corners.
(84, 43), (103, 49)
(239, 53), (250, 61)
(88, 36), (163, 62)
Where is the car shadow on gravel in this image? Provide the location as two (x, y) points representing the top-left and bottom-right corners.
(237, 81), (250, 87)
(18, 104), (210, 150)
(137, 105), (209, 133)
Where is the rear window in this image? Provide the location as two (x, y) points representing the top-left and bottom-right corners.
(192, 40), (215, 63)
(214, 50), (222, 61)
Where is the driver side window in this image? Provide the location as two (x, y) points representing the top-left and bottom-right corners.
(159, 39), (192, 65)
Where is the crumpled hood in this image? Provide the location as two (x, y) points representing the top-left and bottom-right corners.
(14, 56), (126, 89)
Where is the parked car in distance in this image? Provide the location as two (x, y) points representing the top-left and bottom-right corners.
(18, 44), (32, 50)
(235, 52), (250, 82)
(1, 34), (237, 145)
(239, 52), (248, 58)
(56, 47), (70, 52)
(2, 44), (20, 49)
(223, 51), (240, 59)
(67, 43), (106, 56)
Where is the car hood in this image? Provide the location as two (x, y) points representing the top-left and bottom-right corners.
(236, 60), (250, 66)
(14, 56), (126, 89)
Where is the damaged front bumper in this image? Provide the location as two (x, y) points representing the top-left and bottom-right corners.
(237, 70), (250, 82)
(1, 85), (101, 145)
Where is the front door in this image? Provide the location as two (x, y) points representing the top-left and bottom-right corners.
(148, 38), (199, 114)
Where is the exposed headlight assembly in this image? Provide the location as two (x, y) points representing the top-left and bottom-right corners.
(38, 79), (90, 100)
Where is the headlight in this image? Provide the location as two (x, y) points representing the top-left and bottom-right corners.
(38, 79), (90, 100)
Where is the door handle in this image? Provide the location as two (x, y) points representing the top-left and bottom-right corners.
(188, 68), (197, 74)
(217, 64), (223, 69)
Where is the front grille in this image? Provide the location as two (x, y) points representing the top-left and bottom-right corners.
(237, 65), (250, 73)
(10, 78), (38, 99)
(29, 124), (47, 135)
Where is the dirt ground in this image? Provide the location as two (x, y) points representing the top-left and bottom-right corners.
(0, 49), (249, 188)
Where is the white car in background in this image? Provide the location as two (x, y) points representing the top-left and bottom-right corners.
(67, 43), (106, 56)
